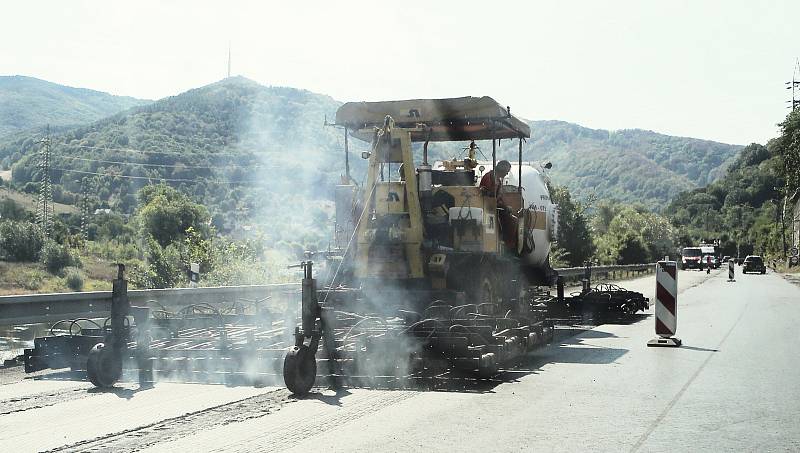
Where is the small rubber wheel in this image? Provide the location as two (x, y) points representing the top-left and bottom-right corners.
(86, 343), (122, 388)
(283, 345), (316, 396)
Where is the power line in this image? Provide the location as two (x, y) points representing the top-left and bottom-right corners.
(59, 143), (261, 158)
(55, 141), (349, 157)
(51, 167), (265, 185)
(54, 154), (278, 170)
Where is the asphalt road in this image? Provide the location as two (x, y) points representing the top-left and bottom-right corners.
(2, 268), (799, 452)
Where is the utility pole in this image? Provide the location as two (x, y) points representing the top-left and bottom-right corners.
(227, 43), (231, 78)
(36, 126), (54, 239)
(788, 58), (800, 111)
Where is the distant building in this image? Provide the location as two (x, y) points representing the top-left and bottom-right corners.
(94, 208), (111, 215)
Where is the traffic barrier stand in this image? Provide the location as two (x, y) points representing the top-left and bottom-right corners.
(727, 259), (736, 282)
(648, 260), (681, 347)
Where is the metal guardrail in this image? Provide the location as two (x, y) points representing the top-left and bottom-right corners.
(555, 263), (656, 279)
(0, 264), (656, 326)
(0, 283), (300, 326)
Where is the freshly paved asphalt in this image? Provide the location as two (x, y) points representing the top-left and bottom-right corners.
(2, 268), (798, 452)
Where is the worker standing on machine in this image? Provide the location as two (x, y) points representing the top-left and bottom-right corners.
(481, 160), (515, 249)
(480, 160), (512, 202)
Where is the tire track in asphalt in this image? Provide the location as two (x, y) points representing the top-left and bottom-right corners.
(47, 388), (419, 453)
(218, 390), (420, 453)
(0, 384), (94, 415)
(47, 388), (293, 453)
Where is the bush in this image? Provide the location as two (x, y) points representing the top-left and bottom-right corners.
(10, 268), (46, 291)
(64, 267), (85, 291)
(0, 199), (28, 221)
(0, 221), (44, 261)
(128, 237), (183, 289)
(41, 240), (80, 275)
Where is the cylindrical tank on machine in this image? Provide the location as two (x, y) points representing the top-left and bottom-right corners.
(496, 164), (558, 268)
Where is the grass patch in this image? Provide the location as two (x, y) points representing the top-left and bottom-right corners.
(0, 187), (77, 215)
(0, 259), (113, 295)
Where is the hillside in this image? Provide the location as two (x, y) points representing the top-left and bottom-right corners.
(0, 75), (149, 138)
(665, 108), (799, 262)
(1, 77), (346, 245)
(0, 78), (743, 234)
(422, 120), (740, 209)
(664, 142), (784, 258)
(519, 121), (740, 209)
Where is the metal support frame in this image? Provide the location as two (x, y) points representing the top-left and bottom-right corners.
(109, 264), (130, 355)
(344, 126), (350, 182)
(354, 118), (425, 280)
(518, 137), (523, 194)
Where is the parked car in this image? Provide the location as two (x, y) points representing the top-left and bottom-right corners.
(722, 255), (731, 263)
(742, 255), (766, 274)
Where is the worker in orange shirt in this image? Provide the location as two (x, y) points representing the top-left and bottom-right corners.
(479, 160), (512, 201)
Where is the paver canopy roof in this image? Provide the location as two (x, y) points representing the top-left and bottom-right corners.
(335, 96), (530, 142)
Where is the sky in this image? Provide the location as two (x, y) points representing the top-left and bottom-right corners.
(0, 0), (797, 145)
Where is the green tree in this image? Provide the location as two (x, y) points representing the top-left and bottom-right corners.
(40, 240), (80, 275)
(617, 233), (649, 265)
(593, 205), (675, 264)
(130, 237), (183, 289)
(774, 109), (800, 194)
(550, 185), (594, 266)
(0, 198), (29, 221)
(136, 184), (210, 248)
(0, 221), (44, 261)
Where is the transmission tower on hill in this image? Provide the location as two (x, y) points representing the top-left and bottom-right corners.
(36, 126), (54, 238)
(80, 178), (90, 247)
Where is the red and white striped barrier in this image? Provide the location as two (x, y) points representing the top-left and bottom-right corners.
(648, 260), (682, 347)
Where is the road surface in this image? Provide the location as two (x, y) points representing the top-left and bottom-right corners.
(1, 268), (799, 452)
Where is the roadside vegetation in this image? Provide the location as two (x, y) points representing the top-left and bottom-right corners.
(550, 109), (799, 268)
(0, 77), (796, 292)
(0, 183), (300, 293)
(549, 184), (677, 267)
(664, 109), (799, 263)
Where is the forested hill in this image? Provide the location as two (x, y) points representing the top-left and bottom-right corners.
(662, 106), (799, 261)
(664, 141), (785, 259)
(519, 121), (741, 209)
(1, 77), (742, 229)
(2, 77), (346, 245)
(0, 75), (149, 138)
